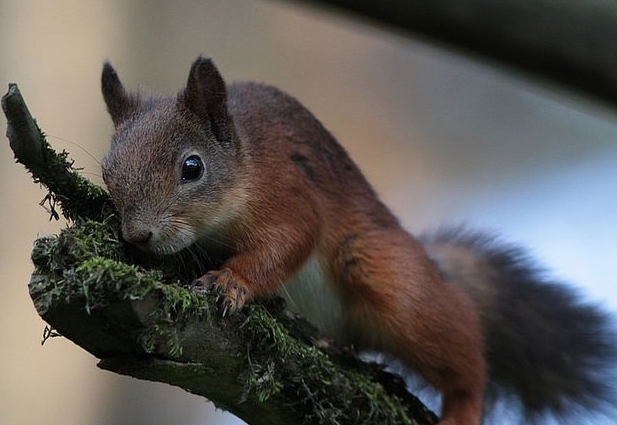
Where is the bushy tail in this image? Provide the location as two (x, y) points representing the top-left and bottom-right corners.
(421, 227), (617, 423)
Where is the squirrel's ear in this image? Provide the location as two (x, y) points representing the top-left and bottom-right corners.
(183, 57), (233, 148)
(101, 62), (138, 126)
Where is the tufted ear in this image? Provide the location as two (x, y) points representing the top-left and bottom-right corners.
(101, 62), (139, 126)
(183, 56), (233, 148)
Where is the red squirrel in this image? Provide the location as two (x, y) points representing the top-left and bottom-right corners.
(101, 57), (616, 425)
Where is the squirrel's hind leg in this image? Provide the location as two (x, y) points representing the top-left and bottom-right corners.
(332, 228), (486, 425)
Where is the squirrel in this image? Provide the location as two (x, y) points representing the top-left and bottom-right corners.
(100, 57), (616, 425)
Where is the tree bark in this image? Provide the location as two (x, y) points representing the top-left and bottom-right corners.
(3, 84), (436, 425)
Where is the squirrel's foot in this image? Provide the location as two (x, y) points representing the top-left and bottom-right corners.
(192, 268), (250, 316)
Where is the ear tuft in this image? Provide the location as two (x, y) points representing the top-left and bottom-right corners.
(101, 62), (138, 126)
(184, 56), (233, 147)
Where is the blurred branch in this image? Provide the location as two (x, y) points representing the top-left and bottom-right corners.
(290, 0), (617, 108)
(3, 84), (436, 425)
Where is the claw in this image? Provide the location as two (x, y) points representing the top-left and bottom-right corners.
(190, 268), (250, 316)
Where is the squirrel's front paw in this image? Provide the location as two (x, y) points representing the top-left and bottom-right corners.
(192, 268), (251, 316)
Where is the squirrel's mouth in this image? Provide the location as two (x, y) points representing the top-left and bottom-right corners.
(128, 215), (198, 256)
(135, 224), (197, 256)
(150, 233), (197, 255)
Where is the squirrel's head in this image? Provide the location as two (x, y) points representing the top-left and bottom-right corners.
(101, 57), (246, 255)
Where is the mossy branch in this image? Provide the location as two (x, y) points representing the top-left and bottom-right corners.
(3, 84), (437, 425)
(2, 84), (113, 221)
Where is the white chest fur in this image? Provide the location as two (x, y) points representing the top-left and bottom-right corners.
(277, 254), (345, 340)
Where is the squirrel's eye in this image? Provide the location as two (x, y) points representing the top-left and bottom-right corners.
(181, 155), (204, 182)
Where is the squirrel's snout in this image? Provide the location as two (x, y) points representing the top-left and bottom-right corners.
(122, 223), (154, 249)
(126, 229), (152, 246)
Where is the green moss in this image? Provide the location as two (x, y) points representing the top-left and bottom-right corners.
(24, 123), (115, 222)
(31, 218), (123, 274)
(138, 280), (209, 358)
(28, 218), (208, 358)
(242, 307), (418, 425)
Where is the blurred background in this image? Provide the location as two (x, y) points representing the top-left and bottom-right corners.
(1, 1), (616, 424)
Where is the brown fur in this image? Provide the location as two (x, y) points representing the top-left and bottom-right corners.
(102, 57), (485, 425)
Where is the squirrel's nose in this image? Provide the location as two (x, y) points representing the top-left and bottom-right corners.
(122, 227), (153, 247)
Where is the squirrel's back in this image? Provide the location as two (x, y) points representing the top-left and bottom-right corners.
(228, 82), (400, 229)
(228, 82), (376, 192)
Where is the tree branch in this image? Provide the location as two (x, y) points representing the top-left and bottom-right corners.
(2, 84), (113, 221)
(291, 0), (617, 108)
(3, 84), (436, 425)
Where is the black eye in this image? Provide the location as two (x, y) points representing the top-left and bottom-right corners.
(181, 155), (204, 182)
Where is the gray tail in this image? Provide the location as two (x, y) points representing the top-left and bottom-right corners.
(421, 227), (617, 423)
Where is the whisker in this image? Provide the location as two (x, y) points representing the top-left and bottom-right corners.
(200, 233), (237, 250)
(279, 283), (300, 313)
(171, 249), (184, 268)
(167, 215), (238, 250)
(191, 242), (215, 269)
(186, 246), (206, 276)
(79, 171), (103, 179)
(47, 134), (102, 166)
